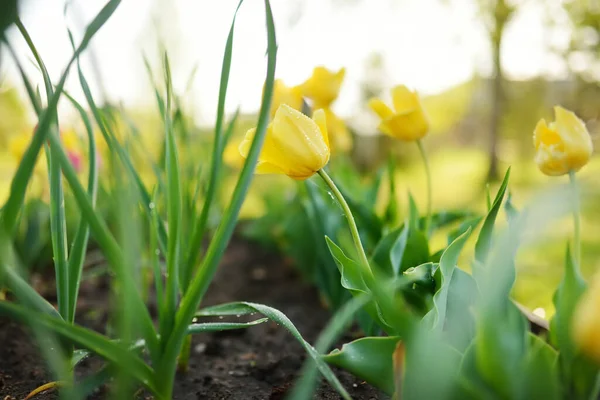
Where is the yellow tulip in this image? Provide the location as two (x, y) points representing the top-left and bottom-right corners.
(301, 66), (345, 108)
(239, 104), (330, 180)
(223, 139), (246, 169)
(322, 107), (352, 153)
(533, 106), (593, 176)
(573, 275), (600, 364)
(268, 79), (304, 117)
(369, 85), (429, 141)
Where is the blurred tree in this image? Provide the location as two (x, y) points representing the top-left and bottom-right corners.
(563, 0), (600, 82)
(477, 0), (517, 181)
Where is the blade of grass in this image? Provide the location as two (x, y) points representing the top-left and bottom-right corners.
(45, 126), (160, 368)
(0, 301), (158, 394)
(1, 0), (121, 235)
(61, 90), (98, 324)
(73, 57), (168, 255)
(12, 20), (71, 322)
(160, 53), (182, 348)
(181, 0), (243, 290)
(155, 1), (277, 396)
(197, 302), (352, 399)
(187, 318), (268, 334)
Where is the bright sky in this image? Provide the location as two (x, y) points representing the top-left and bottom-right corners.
(2, 0), (572, 125)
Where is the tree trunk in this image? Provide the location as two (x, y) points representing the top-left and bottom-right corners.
(487, 38), (503, 182)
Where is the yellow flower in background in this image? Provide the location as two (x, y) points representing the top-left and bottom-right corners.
(369, 85), (429, 141)
(224, 139), (246, 169)
(533, 106), (593, 176)
(269, 79), (304, 117)
(322, 108), (352, 153)
(239, 104), (330, 180)
(573, 275), (600, 364)
(301, 66), (345, 108)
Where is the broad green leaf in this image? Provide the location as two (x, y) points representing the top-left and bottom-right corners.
(521, 333), (560, 400)
(442, 269), (477, 352)
(390, 224), (429, 276)
(187, 318), (268, 334)
(550, 245), (586, 365)
(422, 229), (471, 334)
(324, 336), (401, 395)
(504, 191), (519, 223)
(447, 216), (482, 245)
(407, 192), (420, 232)
(371, 226), (402, 275)
(325, 236), (368, 294)
(549, 245), (599, 399)
(424, 210), (476, 235)
(196, 301), (351, 399)
(475, 302), (528, 399)
(402, 327), (463, 400)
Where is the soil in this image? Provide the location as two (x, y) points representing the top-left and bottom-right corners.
(0, 238), (388, 400)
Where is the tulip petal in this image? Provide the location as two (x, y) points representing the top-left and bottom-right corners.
(391, 85), (418, 114)
(554, 106), (592, 147)
(533, 119), (562, 149)
(369, 98), (394, 120)
(313, 108), (329, 149)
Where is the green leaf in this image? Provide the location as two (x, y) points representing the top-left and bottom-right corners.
(407, 192), (420, 232)
(422, 229), (472, 334)
(288, 293), (372, 400)
(475, 302), (528, 399)
(447, 216), (482, 245)
(157, 2), (280, 394)
(325, 236), (368, 294)
(442, 269), (477, 352)
(1, 0), (121, 234)
(402, 327), (463, 400)
(183, 0), (243, 283)
(521, 333), (560, 400)
(71, 349), (91, 369)
(549, 245), (599, 398)
(161, 52), (183, 345)
(550, 244), (586, 365)
(62, 91), (98, 324)
(473, 167), (510, 280)
(324, 336), (401, 395)
(196, 301), (351, 399)
(187, 318), (268, 334)
(371, 226), (402, 275)
(390, 224), (429, 276)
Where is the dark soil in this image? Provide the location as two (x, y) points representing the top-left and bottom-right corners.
(0, 238), (387, 399)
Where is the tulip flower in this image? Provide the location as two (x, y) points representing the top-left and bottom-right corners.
(533, 106), (593, 176)
(301, 66), (345, 108)
(322, 108), (352, 153)
(238, 104), (330, 180)
(224, 139), (246, 170)
(368, 85), (429, 141)
(268, 79), (304, 117)
(573, 275), (600, 364)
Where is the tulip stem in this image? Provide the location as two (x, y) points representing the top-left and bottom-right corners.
(317, 169), (373, 276)
(569, 170), (581, 266)
(417, 140), (432, 236)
